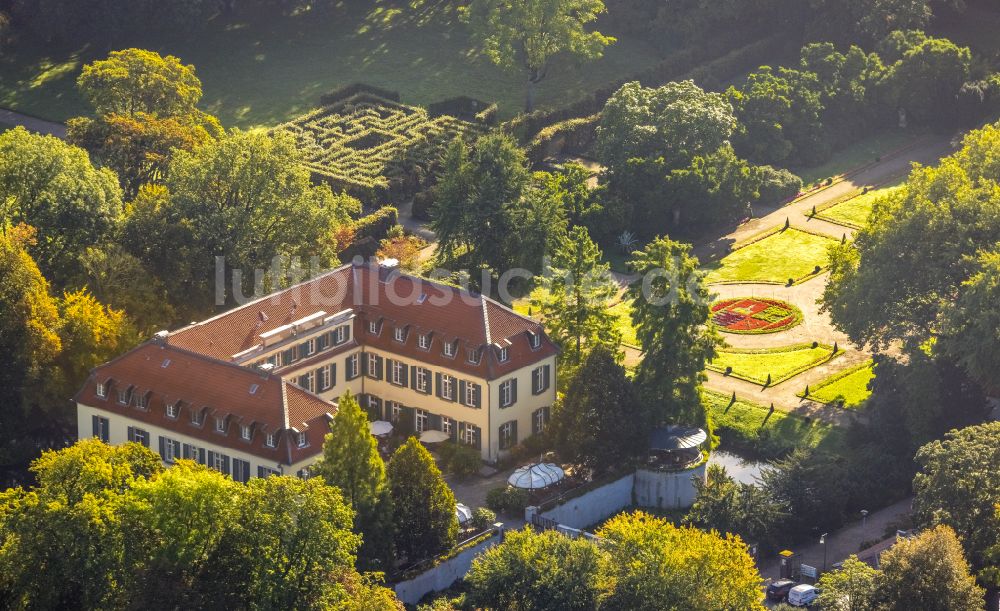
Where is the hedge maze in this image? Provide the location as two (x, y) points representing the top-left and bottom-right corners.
(276, 92), (482, 201)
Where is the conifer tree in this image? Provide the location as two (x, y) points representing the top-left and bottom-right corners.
(387, 437), (458, 561)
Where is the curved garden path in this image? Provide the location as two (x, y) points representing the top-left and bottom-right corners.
(0, 108), (67, 137)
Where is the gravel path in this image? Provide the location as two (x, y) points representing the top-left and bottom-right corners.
(0, 108), (67, 138)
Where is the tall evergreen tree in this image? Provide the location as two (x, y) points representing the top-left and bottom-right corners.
(530, 225), (620, 370)
(551, 347), (645, 472)
(387, 437), (458, 562)
(315, 391), (394, 572)
(627, 236), (721, 426)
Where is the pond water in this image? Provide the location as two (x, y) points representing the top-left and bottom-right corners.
(707, 450), (766, 485)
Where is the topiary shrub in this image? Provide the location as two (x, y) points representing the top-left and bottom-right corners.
(471, 507), (496, 530)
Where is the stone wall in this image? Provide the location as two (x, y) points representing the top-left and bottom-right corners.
(633, 463), (707, 510)
(534, 473), (635, 530)
(393, 529), (502, 606)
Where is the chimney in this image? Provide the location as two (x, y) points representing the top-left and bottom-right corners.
(257, 362), (275, 378)
(379, 257), (399, 270)
(152, 330), (169, 345)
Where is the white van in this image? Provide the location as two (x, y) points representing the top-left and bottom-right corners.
(787, 584), (819, 607)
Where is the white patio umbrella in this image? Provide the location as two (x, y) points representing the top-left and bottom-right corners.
(507, 462), (565, 490)
(455, 503), (473, 525)
(369, 420), (393, 436)
(419, 429), (450, 443)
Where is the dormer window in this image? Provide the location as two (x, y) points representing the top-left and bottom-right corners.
(467, 348), (481, 364)
(135, 392), (150, 410)
(96, 382), (107, 398)
(498, 346), (510, 363)
(166, 403), (178, 419)
(297, 432), (308, 448)
(241, 424), (252, 441)
(443, 342), (455, 358)
(418, 333), (431, 350)
(333, 325), (348, 345)
(117, 387), (131, 405)
(368, 320), (380, 335)
(394, 326), (407, 342)
(215, 417), (226, 433)
(191, 408), (204, 426)
(528, 332), (541, 349)
(265, 432), (276, 448)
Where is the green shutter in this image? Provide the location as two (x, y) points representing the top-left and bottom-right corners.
(544, 365), (551, 391)
(400, 363), (408, 387)
(511, 379), (518, 405)
(375, 356), (383, 379)
(473, 383), (482, 408)
(429, 413), (442, 430)
(435, 373), (443, 399)
(92, 415), (99, 439)
(512, 420), (518, 447)
(458, 380), (467, 406)
(410, 365), (418, 391)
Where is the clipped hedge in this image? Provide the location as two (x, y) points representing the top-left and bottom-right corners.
(429, 96), (498, 126)
(524, 114), (599, 164)
(355, 206), (398, 243)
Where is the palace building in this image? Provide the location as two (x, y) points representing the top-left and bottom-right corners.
(74, 260), (558, 479)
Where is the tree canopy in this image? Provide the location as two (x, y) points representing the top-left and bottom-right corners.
(462, 0), (615, 111)
(387, 437), (458, 562)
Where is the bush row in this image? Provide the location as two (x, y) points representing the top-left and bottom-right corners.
(319, 82), (402, 106)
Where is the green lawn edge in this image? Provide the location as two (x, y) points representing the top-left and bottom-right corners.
(797, 360), (875, 408)
(707, 343), (841, 386)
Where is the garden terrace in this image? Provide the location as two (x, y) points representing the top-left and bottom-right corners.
(798, 361), (875, 408)
(275, 93), (482, 202)
(708, 343), (840, 387)
(703, 228), (839, 285)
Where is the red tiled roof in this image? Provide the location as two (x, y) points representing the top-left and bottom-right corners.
(168, 262), (557, 379)
(75, 342), (334, 464)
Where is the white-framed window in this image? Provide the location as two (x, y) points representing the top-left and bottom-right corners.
(367, 353), (378, 376)
(165, 438), (182, 462)
(241, 424), (252, 441)
(334, 325), (348, 345)
(258, 466), (280, 478)
(499, 421), (517, 450)
(265, 432), (276, 448)
(93, 416), (110, 442)
(394, 326), (407, 342)
(368, 395), (380, 411)
(443, 342), (455, 358)
(129, 427), (150, 447)
(418, 333), (431, 350)
(533, 365), (548, 394)
(533, 408), (547, 434)
(297, 432), (308, 448)
(498, 346), (509, 363)
(415, 409), (428, 433)
(347, 353), (359, 379)
(191, 408), (204, 426)
(304, 338), (316, 356)
(415, 368), (429, 393)
(529, 332), (541, 349)
(296, 468), (311, 480)
(390, 402), (402, 424)
(467, 348), (481, 364)
(317, 332), (330, 351)
(135, 392), (149, 409)
(318, 364), (332, 391)
(267, 353), (279, 367)
(368, 320), (379, 334)
(463, 424), (478, 446)
(391, 360), (405, 385)
(166, 402), (178, 419)
(233, 459), (251, 483)
(96, 382), (107, 398)
(441, 417), (453, 436)
(117, 387), (131, 405)
(211, 452), (228, 473)
(500, 380), (514, 407)
(441, 375), (454, 400)
(464, 382), (476, 406)
(215, 417), (226, 433)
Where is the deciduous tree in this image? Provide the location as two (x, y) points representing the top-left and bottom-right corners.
(462, 0), (614, 111)
(815, 555), (878, 611)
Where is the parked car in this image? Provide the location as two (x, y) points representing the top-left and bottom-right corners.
(766, 579), (797, 601)
(787, 584), (819, 607)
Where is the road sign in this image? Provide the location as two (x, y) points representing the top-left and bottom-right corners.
(800, 564), (818, 579)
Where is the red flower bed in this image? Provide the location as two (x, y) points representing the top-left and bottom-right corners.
(710, 297), (802, 334)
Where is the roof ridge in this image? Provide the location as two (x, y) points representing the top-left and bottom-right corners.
(483, 294), (541, 326)
(170, 262), (353, 335)
(481, 298), (492, 345)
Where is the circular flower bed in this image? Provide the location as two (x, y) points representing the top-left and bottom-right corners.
(710, 297), (802, 334)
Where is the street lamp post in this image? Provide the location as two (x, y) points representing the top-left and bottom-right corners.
(820, 533), (829, 572)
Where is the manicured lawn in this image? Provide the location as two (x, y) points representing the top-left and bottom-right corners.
(704, 390), (846, 459)
(795, 128), (917, 186)
(608, 299), (639, 348)
(702, 228), (838, 285)
(0, 3), (671, 127)
(799, 361), (874, 408)
(815, 181), (904, 229)
(708, 343), (838, 386)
